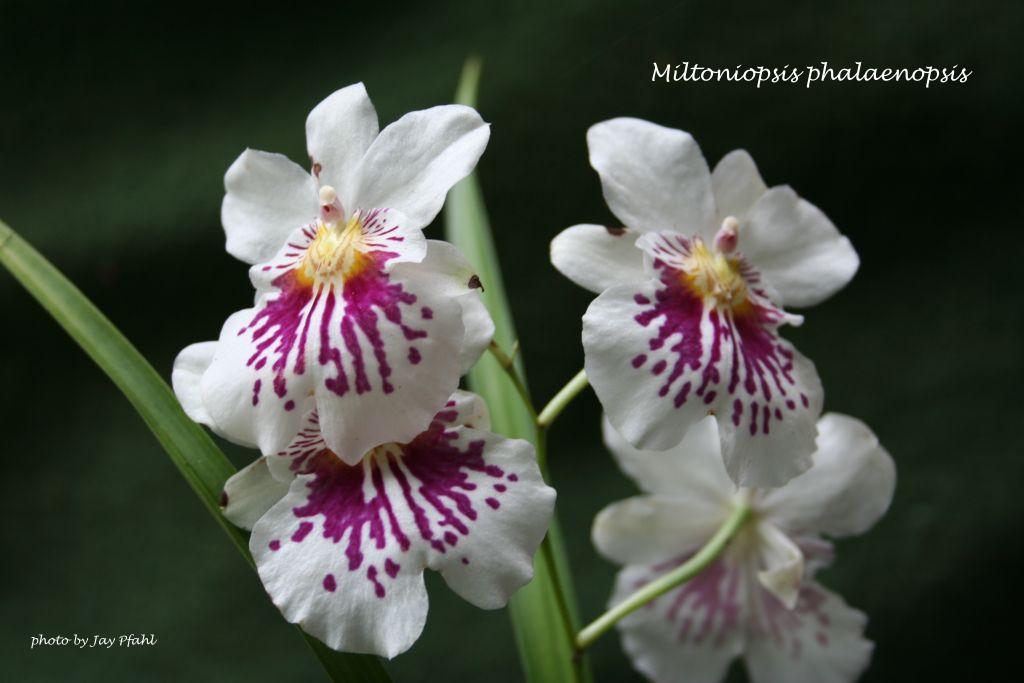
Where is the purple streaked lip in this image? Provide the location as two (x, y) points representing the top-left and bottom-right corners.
(629, 232), (807, 438)
(267, 407), (518, 599)
(243, 217), (427, 411)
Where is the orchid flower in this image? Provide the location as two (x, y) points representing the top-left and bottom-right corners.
(175, 83), (494, 463)
(593, 413), (895, 683)
(551, 118), (859, 485)
(175, 358), (555, 657)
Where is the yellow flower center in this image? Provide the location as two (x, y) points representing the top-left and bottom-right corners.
(682, 238), (748, 308)
(297, 213), (370, 286)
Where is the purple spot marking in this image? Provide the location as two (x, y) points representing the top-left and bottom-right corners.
(421, 307), (434, 320)
(367, 565), (385, 598)
(461, 557), (470, 565)
(269, 540), (281, 551)
(323, 573), (337, 592)
(292, 521), (313, 542)
(384, 558), (400, 578)
(408, 347), (422, 364)
(486, 497), (500, 509)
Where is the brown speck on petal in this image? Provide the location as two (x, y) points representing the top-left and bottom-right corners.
(219, 490), (229, 508)
(605, 226), (627, 236)
(312, 161), (322, 177)
(468, 274), (484, 291)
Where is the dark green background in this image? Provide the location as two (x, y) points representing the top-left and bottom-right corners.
(2, 0), (1020, 680)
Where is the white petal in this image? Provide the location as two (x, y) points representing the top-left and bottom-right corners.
(172, 339), (259, 449)
(306, 83), (380, 209)
(391, 239), (494, 375)
(172, 341), (218, 426)
(740, 187), (859, 308)
(429, 428), (555, 609)
(251, 402), (553, 656)
(711, 149), (768, 223)
(587, 118), (717, 237)
(549, 224), (646, 294)
(593, 495), (726, 566)
(221, 456), (291, 531)
(455, 292), (494, 375)
(583, 278), (822, 487)
(352, 105), (489, 231)
(745, 582), (873, 683)
(758, 413), (896, 538)
(201, 229), (466, 463)
(602, 415), (735, 500)
(754, 521), (804, 610)
(222, 149), (318, 265)
(614, 558), (748, 683)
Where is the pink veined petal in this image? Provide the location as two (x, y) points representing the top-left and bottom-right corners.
(583, 239), (822, 487)
(305, 83), (380, 211)
(613, 555), (748, 683)
(221, 149), (319, 265)
(745, 580), (873, 683)
(549, 224), (646, 294)
(587, 118), (718, 238)
(249, 397), (554, 657)
(200, 219), (464, 462)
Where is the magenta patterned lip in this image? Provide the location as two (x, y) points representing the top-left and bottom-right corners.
(241, 213), (429, 412)
(266, 404), (517, 599)
(630, 550), (836, 657)
(630, 233), (808, 439)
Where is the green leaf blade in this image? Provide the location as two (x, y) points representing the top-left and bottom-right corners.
(445, 61), (591, 683)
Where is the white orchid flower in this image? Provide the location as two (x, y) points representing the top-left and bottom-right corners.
(175, 83), (494, 462)
(177, 387), (554, 658)
(552, 118), (859, 485)
(593, 413), (895, 683)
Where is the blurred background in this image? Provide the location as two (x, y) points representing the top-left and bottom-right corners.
(1, 0), (1021, 680)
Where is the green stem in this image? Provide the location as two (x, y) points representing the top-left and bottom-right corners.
(537, 369), (589, 429)
(487, 340), (537, 422)
(487, 342), (580, 664)
(574, 503), (752, 651)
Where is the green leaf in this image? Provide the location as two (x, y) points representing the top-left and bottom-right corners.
(445, 59), (591, 683)
(0, 219), (390, 683)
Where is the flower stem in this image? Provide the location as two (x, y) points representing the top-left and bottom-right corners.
(537, 369), (589, 429)
(574, 502), (752, 651)
(487, 340), (537, 422)
(486, 341), (582, 673)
